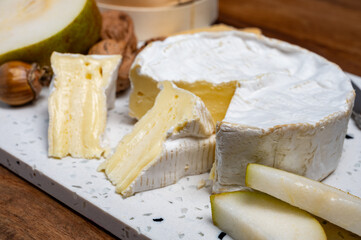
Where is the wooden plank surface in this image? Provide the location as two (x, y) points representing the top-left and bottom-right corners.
(1, 1), (361, 239)
(0, 166), (116, 240)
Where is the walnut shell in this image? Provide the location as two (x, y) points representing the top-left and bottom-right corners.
(88, 11), (139, 92)
(101, 10), (137, 45)
(88, 39), (126, 55)
(117, 45), (136, 92)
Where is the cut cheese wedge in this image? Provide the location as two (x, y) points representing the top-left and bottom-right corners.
(99, 81), (215, 197)
(246, 163), (361, 236)
(210, 191), (326, 240)
(48, 52), (121, 159)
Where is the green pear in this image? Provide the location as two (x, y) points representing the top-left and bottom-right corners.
(210, 191), (326, 240)
(0, 0), (101, 66)
(246, 163), (361, 236)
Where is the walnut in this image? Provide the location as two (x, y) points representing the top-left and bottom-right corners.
(117, 45), (136, 92)
(88, 39), (126, 55)
(88, 10), (138, 92)
(101, 10), (137, 45)
(87, 11), (169, 93)
(127, 32), (138, 53)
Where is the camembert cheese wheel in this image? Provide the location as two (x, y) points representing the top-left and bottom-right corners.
(130, 31), (355, 192)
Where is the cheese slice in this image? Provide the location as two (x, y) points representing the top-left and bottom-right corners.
(48, 52), (122, 159)
(99, 81), (215, 197)
(130, 31), (355, 193)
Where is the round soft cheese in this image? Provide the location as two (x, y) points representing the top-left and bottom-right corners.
(129, 31), (355, 192)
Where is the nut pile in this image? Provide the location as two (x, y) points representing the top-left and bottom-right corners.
(89, 11), (138, 92)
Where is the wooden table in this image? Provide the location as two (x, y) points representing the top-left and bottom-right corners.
(1, 1), (360, 239)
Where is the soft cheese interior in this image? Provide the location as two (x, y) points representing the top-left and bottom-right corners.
(48, 52), (121, 159)
(129, 27), (262, 124)
(99, 82), (215, 197)
(129, 37), (240, 123)
(130, 31), (355, 193)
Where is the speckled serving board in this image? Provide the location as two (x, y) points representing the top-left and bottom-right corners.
(1, 73), (361, 240)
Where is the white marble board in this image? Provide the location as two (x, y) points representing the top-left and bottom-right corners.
(0, 73), (361, 240)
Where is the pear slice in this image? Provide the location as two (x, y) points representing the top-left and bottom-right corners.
(0, 0), (101, 66)
(246, 163), (361, 236)
(210, 191), (326, 240)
